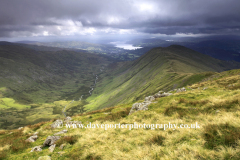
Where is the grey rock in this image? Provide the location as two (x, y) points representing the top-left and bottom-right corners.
(49, 144), (56, 153)
(144, 96), (155, 102)
(30, 146), (42, 152)
(26, 135), (38, 143)
(176, 87), (186, 93)
(18, 127), (23, 130)
(154, 92), (173, 98)
(203, 87), (208, 90)
(129, 102), (150, 115)
(43, 136), (61, 147)
(51, 120), (63, 128)
(54, 130), (68, 135)
(38, 156), (51, 160)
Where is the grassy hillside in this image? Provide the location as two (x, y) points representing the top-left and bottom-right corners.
(85, 45), (240, 111)
(0, 69), (239, 160)
(0, 42), (114, 129)
(0, 44), (239, 130)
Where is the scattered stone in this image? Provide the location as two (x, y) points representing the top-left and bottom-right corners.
(51, 120), (63, 128)
(30, 146), (42, 152)
(18, 127), (23, 130)
(26, 135), (38, 143)
(43, 136), (61, 147)
(54, 130), (68, 135)
(203, 87), (208, 90)
(49, 144), (56, 153)
(38, 156), (51, 160)
(59, 144), (66, 150)
(144, 96), (155, 102)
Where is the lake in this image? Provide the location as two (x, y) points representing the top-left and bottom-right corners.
(110, 42), (142, 50)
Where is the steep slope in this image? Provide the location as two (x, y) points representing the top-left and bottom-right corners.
(85, 45), (240, 111)
(0, 42), (112, 104)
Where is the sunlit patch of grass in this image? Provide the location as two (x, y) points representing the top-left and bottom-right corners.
(0, 98), (31, 109)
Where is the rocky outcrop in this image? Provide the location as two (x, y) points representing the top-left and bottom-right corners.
(26, 135), (38, 143)
(43, 136), (61, 147)
(38, 156), (51, 160)
(51, 120), (63, 128)
(129, 90), (173, 115)
(30, 146), (42, 152)
(54, 130), (68, 135)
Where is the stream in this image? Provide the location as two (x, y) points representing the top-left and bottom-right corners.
(62, 71), (101, 117)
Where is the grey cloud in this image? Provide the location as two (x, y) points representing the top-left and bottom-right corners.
(0, 0), (240, 38)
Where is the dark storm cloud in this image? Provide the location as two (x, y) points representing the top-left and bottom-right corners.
(0, 0), (240, 38)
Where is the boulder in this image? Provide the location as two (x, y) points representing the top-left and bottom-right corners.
(30, 146), (42, 152)
(54, 130), (68, 135)
(38, 156), (51, 160)
(43, 136), (61, 147)
(144, 96), (155, 102)
(51, 120), (63, 128)
(26, 135), (38, 143)
(49, 144), (56, 153)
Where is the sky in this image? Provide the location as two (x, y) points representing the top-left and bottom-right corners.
(0, 0), (240, 42)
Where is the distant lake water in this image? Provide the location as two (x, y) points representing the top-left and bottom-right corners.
(110, 42), (142, 50)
